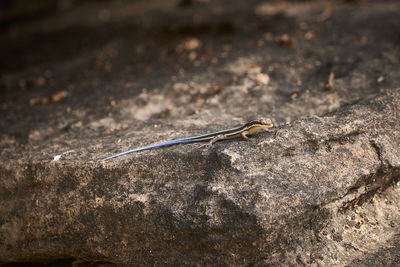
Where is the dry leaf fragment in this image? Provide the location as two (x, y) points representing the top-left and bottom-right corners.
(254, 73), (270, 85)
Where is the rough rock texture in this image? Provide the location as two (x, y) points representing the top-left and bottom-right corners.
(1, 0), (400, 266)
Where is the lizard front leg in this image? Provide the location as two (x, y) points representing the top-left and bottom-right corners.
(240, 130), (251, 141)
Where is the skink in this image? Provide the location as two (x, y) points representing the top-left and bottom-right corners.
(101, 118), (273, 161)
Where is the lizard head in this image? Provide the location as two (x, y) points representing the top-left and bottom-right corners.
(245, 118), (273, 134)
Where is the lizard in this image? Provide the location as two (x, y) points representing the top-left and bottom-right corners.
(101, 118), (273, 161)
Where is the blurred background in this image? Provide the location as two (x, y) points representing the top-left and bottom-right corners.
(1, 0), (399, 149)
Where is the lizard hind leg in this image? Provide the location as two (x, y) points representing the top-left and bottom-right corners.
(195, 134), (227, 150)
(209, 134), (227, 145)
(191, 134), (227, 151)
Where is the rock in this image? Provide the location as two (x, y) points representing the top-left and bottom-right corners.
(1, 89), (399, 265)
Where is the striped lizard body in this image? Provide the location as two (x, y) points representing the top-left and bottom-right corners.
(101, 119), (273, 161)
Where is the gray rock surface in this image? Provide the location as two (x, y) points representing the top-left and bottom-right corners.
(1, 0), (399, 265)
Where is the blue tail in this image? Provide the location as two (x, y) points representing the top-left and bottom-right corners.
(101, 137), (210, 161)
